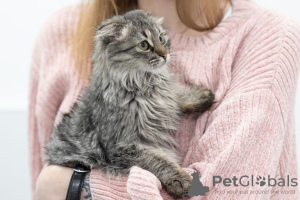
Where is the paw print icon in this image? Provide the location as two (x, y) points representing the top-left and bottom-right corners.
(256, 176), (266, 186)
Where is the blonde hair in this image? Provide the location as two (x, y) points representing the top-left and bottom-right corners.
(72, 0), (228, 83)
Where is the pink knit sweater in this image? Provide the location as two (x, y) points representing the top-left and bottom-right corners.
(28, 0), (300, 199)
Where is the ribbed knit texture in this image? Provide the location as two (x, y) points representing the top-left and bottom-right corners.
(28, 0), (300, 199)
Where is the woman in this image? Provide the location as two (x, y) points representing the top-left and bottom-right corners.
(29, 0), (300, 199)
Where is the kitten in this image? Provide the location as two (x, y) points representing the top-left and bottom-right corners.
(46, 10), (214, 198)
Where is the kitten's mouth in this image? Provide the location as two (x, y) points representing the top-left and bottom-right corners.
(152, 61), (166, 68)
(149, 57), (170, 68)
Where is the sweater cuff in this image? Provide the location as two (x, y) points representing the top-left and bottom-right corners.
(127, 167), (197, 200)
(90, 166), (164, 200)
(127, 166), (163, 200)
(90, 169), (131, 200)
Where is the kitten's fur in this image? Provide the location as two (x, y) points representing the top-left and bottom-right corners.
(47, 10), (214, 198)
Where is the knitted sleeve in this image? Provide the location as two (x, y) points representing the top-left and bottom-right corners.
(158, 15), (300, 200)
(28, 7), (72, 198)
(28, 24), (43, 200)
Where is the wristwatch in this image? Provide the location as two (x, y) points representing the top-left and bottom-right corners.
(66, 164), (91, 200)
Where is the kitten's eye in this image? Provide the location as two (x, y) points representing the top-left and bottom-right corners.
(159, 35), (166, 45)
(138, 41), (150, 51)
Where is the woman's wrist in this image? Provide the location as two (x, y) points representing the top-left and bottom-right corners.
(36, 165), (92, 200)
(36, 165), (73, 200)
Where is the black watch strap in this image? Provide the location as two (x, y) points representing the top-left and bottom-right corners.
(66, 164), (91, 200)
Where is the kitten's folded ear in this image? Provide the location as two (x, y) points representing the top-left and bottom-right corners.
(149, 16), (164, 25)
(95, 16), (129, 45)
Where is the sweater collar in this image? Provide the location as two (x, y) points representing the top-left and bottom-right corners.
(168, 0), (260, 49)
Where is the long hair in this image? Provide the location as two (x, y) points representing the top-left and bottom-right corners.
(72, 0), (229, 83)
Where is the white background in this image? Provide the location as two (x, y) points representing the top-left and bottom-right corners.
(0, 0), (299, 199)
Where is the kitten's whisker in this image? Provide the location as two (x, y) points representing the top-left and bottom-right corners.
(168, 63), (181, 70)
(169, 53), (181, 57)
(169, 49), (183, 53)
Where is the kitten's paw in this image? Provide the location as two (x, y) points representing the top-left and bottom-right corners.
(180, 85), (215, 114)
(163, 171), (192, 199)
(194, 87), (215, 113)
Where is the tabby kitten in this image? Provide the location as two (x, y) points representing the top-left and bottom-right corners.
(46, 10), (214, 198)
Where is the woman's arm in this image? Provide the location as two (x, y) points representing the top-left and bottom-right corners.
(35, 165), (164, 200)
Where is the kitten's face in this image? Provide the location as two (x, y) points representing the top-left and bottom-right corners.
(94, 10), (171, 71)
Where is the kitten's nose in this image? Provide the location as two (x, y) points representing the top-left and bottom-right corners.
(157, 50), (167, 60)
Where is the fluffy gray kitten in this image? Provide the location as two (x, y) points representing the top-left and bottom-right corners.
(47, 10), (214, 198)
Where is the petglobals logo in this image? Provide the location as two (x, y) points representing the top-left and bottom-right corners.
(213, 175), (298, 187)
(174, 173), (298, 198)
(175, 171), (210, 198)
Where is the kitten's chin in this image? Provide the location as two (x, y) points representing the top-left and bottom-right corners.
(146, 62), (168, 73)
(155, 61), (167, 68)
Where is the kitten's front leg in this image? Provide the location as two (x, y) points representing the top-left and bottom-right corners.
(178, 85), (215, 114)
(138, 148), (192, 198)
